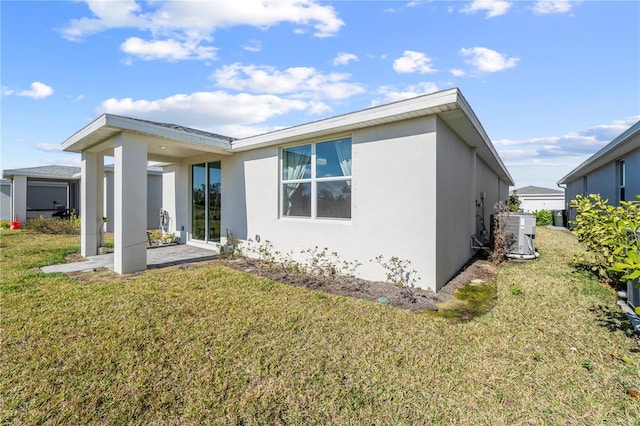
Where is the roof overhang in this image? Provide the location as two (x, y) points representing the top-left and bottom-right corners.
(1, 169), (81, 181)
(61, 114), (233, 162)
(558, 120), (640, 184)
(231, 88), (514, 186)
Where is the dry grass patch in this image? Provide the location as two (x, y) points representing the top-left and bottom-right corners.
(1, 227), (640, 424)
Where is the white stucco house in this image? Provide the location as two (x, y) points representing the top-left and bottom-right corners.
(61, 88), (513, 291)
(511, 186), (565, 213)
(558, 120), (640, 223)
(0, 165), (163, 230)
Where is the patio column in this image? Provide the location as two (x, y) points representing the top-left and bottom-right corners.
(11, 175), (27, 222)
(81, 151), (104, 256)
(113, 134), (147, 274)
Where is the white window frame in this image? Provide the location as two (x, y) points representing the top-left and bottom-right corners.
(280, 138), (352, 220)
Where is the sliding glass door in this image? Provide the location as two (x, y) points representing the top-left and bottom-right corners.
(192, 162), (221, 243)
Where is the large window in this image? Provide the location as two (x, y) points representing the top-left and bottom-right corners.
(282, 138), (351, 219)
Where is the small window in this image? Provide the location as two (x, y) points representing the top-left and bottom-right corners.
(281, 138), (351, 219)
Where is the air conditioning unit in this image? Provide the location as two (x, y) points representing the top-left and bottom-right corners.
(492, 213), (538, 259)
(628, 277), (640, 310)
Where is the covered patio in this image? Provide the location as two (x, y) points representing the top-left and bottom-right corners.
(61, 114), (233, 274)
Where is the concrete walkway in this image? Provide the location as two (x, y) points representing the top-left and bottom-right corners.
(41, 244), (218, 274)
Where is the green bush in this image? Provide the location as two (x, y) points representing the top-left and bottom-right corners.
(570, 194), (639, 284)
(533, 209), (553, 226)
(0, 220), (10, 229)
(24, 212), (81, 235)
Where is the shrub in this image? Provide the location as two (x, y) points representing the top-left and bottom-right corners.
(489, 201), (515, 265)
(533, 209), (553, 226)
(508, 191), (521, 212)
(570, 194), (639, 284)
(372, 255), (420, 303)
(0, 220), (10, 229)
(24, 212), (80, 235)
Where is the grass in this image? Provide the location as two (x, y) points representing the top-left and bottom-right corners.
(2, 227), (640, 424)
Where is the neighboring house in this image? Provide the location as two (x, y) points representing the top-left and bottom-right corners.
(61, 88), (514, 291)
(0, 166), (81, 222)
(512, 186), (565, 213)
(0, 165), (163, 230)
(1, 179), (12, 220)
(102, 165), (164, 232)
(558, 120), (640, 223)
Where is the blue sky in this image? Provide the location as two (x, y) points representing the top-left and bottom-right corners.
(1, 0), (639, 189)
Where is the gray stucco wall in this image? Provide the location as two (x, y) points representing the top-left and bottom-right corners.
(626, 148), (640, 200)
(433, 118), (507, 288)
(435, 118), (474, 289)
(220, 116), (441, 289)
(564, 146), (640, 224)
(0, 181), (11, 220)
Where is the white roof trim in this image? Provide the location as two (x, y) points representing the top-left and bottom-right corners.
(59, 88), (513, 185)
(61, 114), (232, 153)
(557, 120), (640, 184)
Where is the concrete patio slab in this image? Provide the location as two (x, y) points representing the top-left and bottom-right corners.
(41, 244), (217, 274)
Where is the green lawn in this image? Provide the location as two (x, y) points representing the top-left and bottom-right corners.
(1, 227), (639, 424)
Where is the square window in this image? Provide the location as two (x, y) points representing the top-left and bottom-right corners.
(281, 139), (352, 219)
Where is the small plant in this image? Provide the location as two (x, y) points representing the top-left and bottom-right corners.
(0, 220), (10, 229)
(372, 255), (420, 303)
(301, 246), (361, 281)
(533, 209), (553, 226)
(510, 286), (524, 296)
(246, 239), (281, 271)
(98, 217), (109, 248)
(508, 191), (521, 212)
(489, 201), (515, 265)
(218, 230), (243, 259)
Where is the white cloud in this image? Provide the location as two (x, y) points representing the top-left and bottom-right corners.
(494, 115), (640, 164)
(495, 116), (640, 188)
(460, 47), (519, 72)
(243, 39), (263, 52)
(61, 0), (344, 62)
(531, 0), (575, 15)
(212, 63), (364, 100)
(16, 82), (54, 99)
(36, 143), (62, 152)
(97, 90), (325, 137)
(393, 50), (437, 74)
(61, 0), (144, 41)
(333, 52), (358, 66)
(121, 37), (217, 61)
(461, 0), (512, 18)
(372, 82), (441, 105)
(451, 68), (466, 77)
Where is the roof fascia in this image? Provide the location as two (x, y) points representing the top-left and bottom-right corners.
(230, 88), (460, 151)
(62, 114), (233, 153)
(557, 120), (640, 184)
(455, 91), (515, 186)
